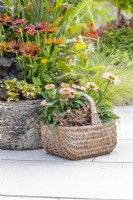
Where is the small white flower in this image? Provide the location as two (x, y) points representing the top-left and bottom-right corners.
(45, 84), (55, 90)
(74, 35), (83, 43)
(40, 100), (47, 106)
(79, 86), (86, 91)
(61, 83), (70, 88)
(72, 84), (86, 91)
(86, 82), (99, 91)
(103, 72), (121, 85)
(72, 84), (80, 89)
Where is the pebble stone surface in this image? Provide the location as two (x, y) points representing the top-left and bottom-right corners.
(1, 106), (133, 200)
(0, 100), (42, 149)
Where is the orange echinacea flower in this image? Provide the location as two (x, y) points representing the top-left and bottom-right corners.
(11, 18), (28, 28)
(20, 44), (41, 59)
(7, 40), (24, 52)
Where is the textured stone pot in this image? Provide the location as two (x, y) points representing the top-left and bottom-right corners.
(0, 100), (42, 150)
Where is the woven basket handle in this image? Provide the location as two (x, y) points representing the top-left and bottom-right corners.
(80, 92), (102, 126)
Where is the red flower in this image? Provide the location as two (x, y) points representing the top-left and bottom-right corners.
(82, 30), (98, 39)
(20, 44), (41, 59)
(88, 23), (95, 29)
(53, 38), (65, 45)
(11, 18), (28, 28)
(90, 31), (98, 39)
(0, 16), (4, 24)
(46, 26), (59, 33)
(7, 40), (24, 52)
(15, 28), (24, 35)
(0, 15), (12, 24)
(0, 42), (7, 50)
(25, 28), (37, 36)
(25, 22), (51, 35)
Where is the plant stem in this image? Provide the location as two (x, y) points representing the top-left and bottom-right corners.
(1, 24), (5, 37)
(29, 56), (33, 82)
(26, 32), (29, 43)
(20, 29), (25, 43)
(41, 64), (45, 85)
(37, 32), (40, 46)
(117, 7), (121, 24)
(16, 51), (25, 79)
(98, 81), (110, 103)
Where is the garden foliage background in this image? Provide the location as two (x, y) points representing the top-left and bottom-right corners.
(0, 0), (133, 120)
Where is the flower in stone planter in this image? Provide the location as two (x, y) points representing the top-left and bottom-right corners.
(15, 28), (24, 35)
(0, 15), (12, 24)
(25, 29), (37, 36)
(7, 40), (24, 52)
(45, 38), (53, 45)
(74, 35), (83, 43)
(11, 18), (28, 28)
(24, 22), (51, 35)
(41, 58), (48, 64)
(46, 26), (59, 33)
(88, 22), (95, 29)
(0, 42), (7, 50)
(20, 44), (41, 59)
(0, 15), (4, 24)
(53, 38), (65, 45)
(45, 38), (64, 45)
(82, 30), (98, 39)
(4, 16), (13, 24)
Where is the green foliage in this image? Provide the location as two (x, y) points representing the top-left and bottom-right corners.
(4, 78), (19, 101)
(68, 0), (115, 23)
(98, 16), (133, 58)
(97, 104), (119, 124)
(90, 0), (116, 24)
(112, 0), (133, 13)
(1, 0), (133, 112)
(0, 0), (98, 88)
(57, 47), (133, 106)
(1, 78), (41, 101)
(40, 70), (121, 127)
(39, 83), (89, 127)
(88, 51), (133, 105)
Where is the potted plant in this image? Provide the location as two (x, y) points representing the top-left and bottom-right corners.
(0, 78), (42, 149)
(1, 0), (130, 151)
(0, 0), (95, 149)
(40, 74), (120, 160)
(0, 0), (62, 149)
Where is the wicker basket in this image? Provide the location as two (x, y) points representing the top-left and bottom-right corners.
(41, 93), (117, 160)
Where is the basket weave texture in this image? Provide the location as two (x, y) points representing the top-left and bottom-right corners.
(41, 93), (117, 160)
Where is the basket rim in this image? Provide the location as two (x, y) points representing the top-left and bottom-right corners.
(41, 120), (116, 131)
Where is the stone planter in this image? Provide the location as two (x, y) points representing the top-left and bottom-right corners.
(0, 100), (42, 150)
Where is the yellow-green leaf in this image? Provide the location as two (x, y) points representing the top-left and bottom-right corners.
(74, 42), (87, 51)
